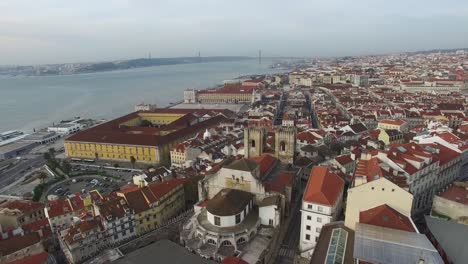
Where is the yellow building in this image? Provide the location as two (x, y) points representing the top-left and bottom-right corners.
(345, 177), (414, 230)
(170, 140), (190, 168)
(118, 178), (186, 235)
(378, 129), (404, 145)
(197, 85), (255, 104)
(377, 119), (408, 132)
(64, 109), (229, 165)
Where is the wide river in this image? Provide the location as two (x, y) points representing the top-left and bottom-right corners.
(0, 59), (281, 132)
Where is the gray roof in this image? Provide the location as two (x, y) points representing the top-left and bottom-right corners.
(425, 216), (468, 264)
(349, 123), (368, 134)
(300, 144), (318, 153)
(354, 223), (443, 264)
(206, 188), (254, 216)
(113, 239), (216, 264)
(224, 158), (258, 172)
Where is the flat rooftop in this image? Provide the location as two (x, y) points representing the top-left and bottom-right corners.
(113, 239), (215, 264)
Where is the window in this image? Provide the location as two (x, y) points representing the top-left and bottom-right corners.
(214, 216), (221, 226)
(307, 215), (312, 220)
(235, 214), (241, 224)
(307, 204), (313, 209)
(317, 217), (322, 223)
(306, 225), (311, 231)
(221, 240), (232, 246)
(269, 219), (274, 225)
(251, 140), (256, 148)
(305, 234), (311, 240)
(280, 141), (286, 151)
(316, 227), (321, 233)
(318, 206), (323, 212)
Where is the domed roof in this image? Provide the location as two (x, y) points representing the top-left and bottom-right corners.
(206, 189), (254, 216)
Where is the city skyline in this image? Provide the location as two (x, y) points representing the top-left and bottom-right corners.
(1, 0), (468, 65)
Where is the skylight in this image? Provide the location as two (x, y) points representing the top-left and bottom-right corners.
(325, 228), (348, 264)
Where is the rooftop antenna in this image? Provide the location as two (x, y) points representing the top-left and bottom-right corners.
(259, 49), (262, 64)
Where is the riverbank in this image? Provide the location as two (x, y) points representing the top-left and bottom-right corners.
(0, 59), (282, 132)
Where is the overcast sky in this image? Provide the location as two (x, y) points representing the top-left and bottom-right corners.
(1, 0), (468, 65)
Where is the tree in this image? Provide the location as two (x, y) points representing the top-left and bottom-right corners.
(48, 147), (56, 156)
(32, 183), (47, 202)
(43, 152), (51, 161)
(61, 160), (72, 174)
(130, 156), (136, 168)
(38, 172), (48, 184)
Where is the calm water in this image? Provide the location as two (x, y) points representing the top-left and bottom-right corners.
(0, 59), (280, 132)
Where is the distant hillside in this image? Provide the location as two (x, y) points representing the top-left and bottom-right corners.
(0, 56), (253, 76)
(74, 56), (252, 73)
(405, 48), (468, 56)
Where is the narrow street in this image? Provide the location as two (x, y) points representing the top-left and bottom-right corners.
(274, 181), (305, 264)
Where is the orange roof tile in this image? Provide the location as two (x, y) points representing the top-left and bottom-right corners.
(248, 154), (278, 177)
(303, 166), (344, 206)
(360, 204), (415, 232)
(354, 157), (382, 183)
(7, 252), (50, 264)
(379, 119), (406, 126)
(264, 171), (294, 193)
(438, 184), (468, 205)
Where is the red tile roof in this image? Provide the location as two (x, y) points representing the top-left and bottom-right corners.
(66, 110), (229, 147)
(1, 200), (44, 213)
(120, 178), (185, 213)
(359, 204), (415, 232)
(21, 219), (52, 239)
(438, 184), (468, 205)
(264, 171), (294, 193)
(148, 178), (185, 199)
(354, 157), (383, 183)
(379, 119), (406, 126)
(0, 233), (41, 256)
(47, 196), (84, 218)
(303, 166), (344, 206)
(297, 131), (319, 144)
(221, 256), (249, 264)
(248, 154), (278, 177)
(198, 84), (256, 94)
(7, 252), (50, 264)
(334, 154), (354, 165)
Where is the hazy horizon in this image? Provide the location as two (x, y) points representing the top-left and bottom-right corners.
(2, 0), (468, 65)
